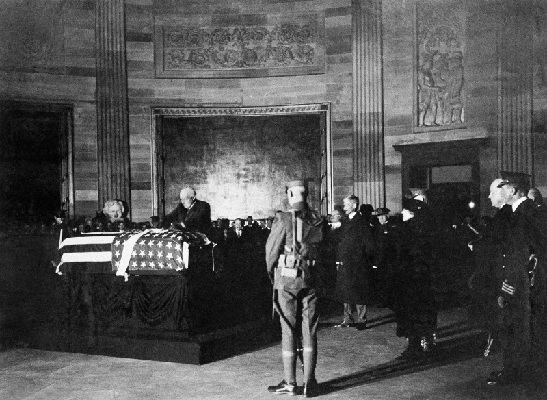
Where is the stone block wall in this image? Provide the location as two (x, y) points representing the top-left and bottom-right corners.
(382, 0), (547, 213)
(125, 0), (354, 220)
(1, 0), (546, 221)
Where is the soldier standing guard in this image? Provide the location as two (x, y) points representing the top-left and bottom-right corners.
(266, 180), (324, 397)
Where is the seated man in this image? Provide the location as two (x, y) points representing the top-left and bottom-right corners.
(93, 199), (130, 231)
(163, 187), (211, 234)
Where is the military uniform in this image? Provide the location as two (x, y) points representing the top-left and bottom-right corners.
(495, 198), (547, 373)
(467, 206), (510, 353)
(265, 186), (323, 395)
(488, 172), (547, 383)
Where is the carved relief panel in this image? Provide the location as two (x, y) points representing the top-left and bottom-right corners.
(416, 0), (465, 128)
(154, 13), (325, 78)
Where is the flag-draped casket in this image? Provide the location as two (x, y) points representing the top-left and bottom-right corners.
(56, 229), (211, 275)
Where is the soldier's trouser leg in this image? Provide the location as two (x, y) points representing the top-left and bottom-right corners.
(276, 289), (298, 384)
(343, 303), (354, 323)
(356, 304), (367, 323)
(301, 289), (318, 383)
(502, 302), (530, 372)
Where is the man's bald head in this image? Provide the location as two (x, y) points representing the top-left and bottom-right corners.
(180, 187), (196, 208)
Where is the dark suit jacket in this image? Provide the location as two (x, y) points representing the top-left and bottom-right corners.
(164, 199), (211, 234)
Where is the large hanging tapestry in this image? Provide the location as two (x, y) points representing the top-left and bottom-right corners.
(154, 13), (325, 78)
(416, 0), (465, 128)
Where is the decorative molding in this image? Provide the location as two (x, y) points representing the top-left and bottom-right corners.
(390, 126), (489, 149)
(154, 13), (325, 78)
(415, 0), (465, 129)
(152, 104), (328, 116)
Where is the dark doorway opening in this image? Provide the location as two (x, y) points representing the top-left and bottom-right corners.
(409, 163), (479, 227)
(0, 103), (72, 230)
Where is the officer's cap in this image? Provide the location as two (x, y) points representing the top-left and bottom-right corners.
(498, 171), (531, 192)
(402, 198), (427, 213)
(410, 188), (427, 201)
(286, 180), (306, 190)
(376, 207), (391, 215)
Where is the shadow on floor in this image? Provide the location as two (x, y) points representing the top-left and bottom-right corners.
(317, 329), (489, 395)
(318, 312), (396, 330)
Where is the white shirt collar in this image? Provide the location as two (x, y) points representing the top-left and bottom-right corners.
(512, 196), (527, 212)
(348, 211), (356, 220)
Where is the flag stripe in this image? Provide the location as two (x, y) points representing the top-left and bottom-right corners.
(60, 251), (112, 263)
(59, 235), (117, 248)
(61, 244), (112, 253)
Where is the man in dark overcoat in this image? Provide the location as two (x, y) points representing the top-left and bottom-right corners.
(163, 187), (211, 234)
(372, 207), (399, 308)
(486, 173), (547, 385)
(392, 197), (438, 358)
(333, 195), (375, 330)
(265, 180), (324, 397)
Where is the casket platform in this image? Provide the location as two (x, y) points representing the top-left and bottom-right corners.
(37, 229), (272, 364)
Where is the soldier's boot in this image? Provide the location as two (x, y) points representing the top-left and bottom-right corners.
(303, 346), (319, 397)
(421, 333), (437, 354)
(282, 350), (297, 389)
(399, 336), (422, 360)
(484, 332), (494, 357)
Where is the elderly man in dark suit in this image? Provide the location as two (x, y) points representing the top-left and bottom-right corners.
(486, 172), (547, 385)
(333, 195), (375, 330)
(163, 187), (211, 234)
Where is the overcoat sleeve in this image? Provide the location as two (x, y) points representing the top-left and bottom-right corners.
(162, 204), (183, 228)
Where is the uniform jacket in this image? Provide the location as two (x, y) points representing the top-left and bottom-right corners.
(467, 206), (511, 330)
(333, 213), (375, 304)
(496, 198), (547, 307)
(265, 201), (323, 291)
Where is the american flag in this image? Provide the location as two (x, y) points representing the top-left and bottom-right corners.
(113, 230), (187, 274)
(56, 232), (117, 274)
(57, 229), (209, 276)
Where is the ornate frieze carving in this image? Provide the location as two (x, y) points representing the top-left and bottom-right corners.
(154, 13), (325, 78)
(416, 0), (465, 128)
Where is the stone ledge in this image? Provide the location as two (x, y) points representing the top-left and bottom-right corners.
(389, 126), (490, 149)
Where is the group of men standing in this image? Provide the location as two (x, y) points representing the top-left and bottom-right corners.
(162, 175), (547, 394)
(263, 173), (547, 396)
(264, 179), (438, 397)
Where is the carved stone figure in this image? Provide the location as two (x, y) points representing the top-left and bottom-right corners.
(447, 51), (464, 123)
(418, 55), (439, 127)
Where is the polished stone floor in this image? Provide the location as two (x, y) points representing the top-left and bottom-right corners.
(1, 306), (546, 400)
